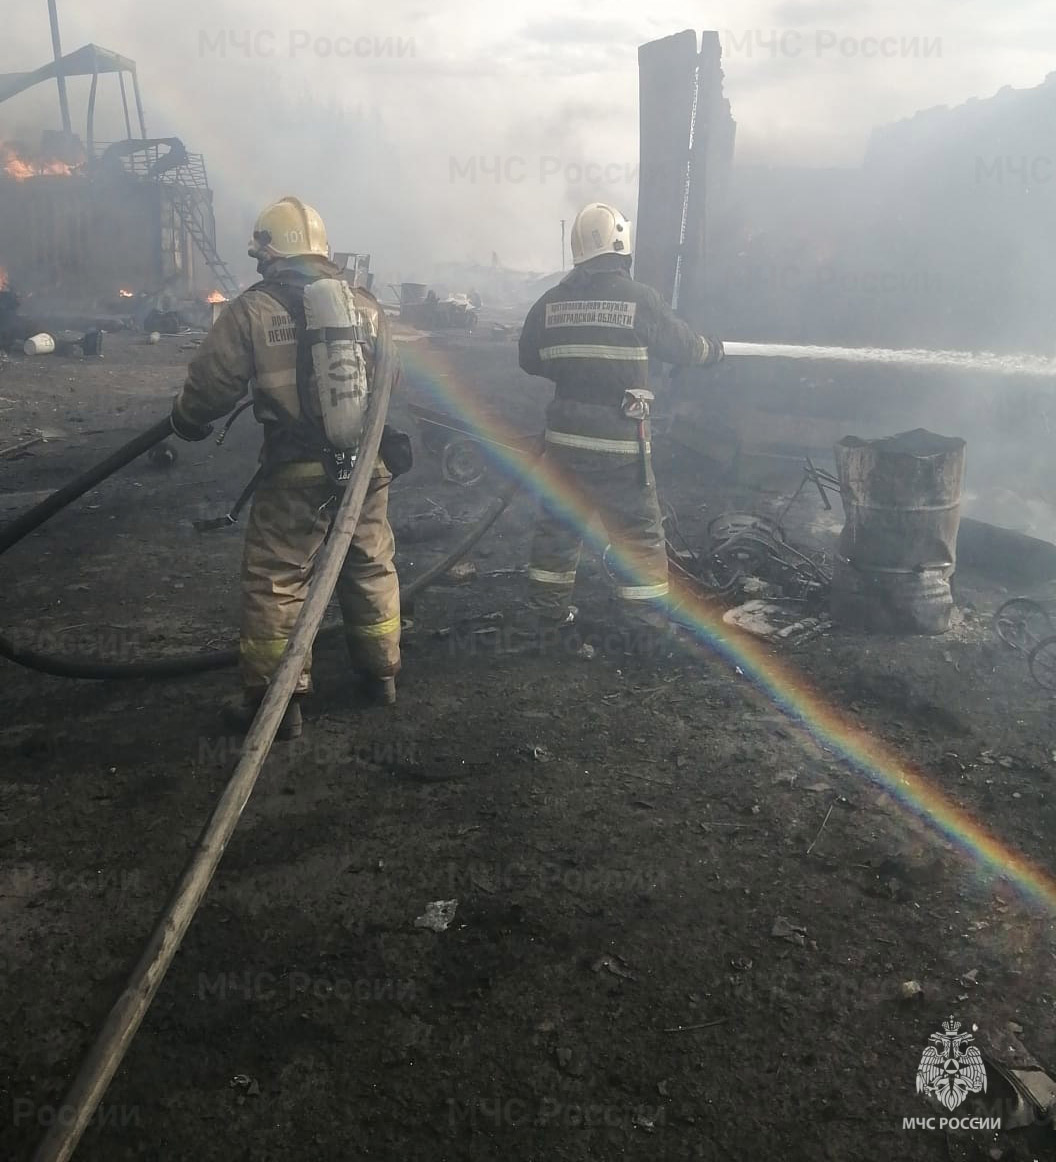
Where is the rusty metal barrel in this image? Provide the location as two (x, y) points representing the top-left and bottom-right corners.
(831, 428), (966, 634)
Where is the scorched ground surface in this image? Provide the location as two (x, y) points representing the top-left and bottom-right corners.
(0, 332), (1055, 1161)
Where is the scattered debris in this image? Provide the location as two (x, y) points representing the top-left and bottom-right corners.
(692, 509), (831, 600)
(23, 332), (55, 356)
(771, 917), (807, 946)
(432, 611), (504, 639)
(978, 1021), (1056, 1128)
(445, 560), (477, 584)
(723, 600), (830, 645)
(900, 980), (924, 1001)
(959, 968), (980, 987)
(577, 643), (596, 660)
(0, 430), (45, 459)
(529, 745), (553, 763)
(394, 502), (454, 543)
(229, 1074), (261, 1098)
(806, 802), (836, 855)
(739, 576), (782, 599)
(661, 1018), (727, 1033)
(591, 954), (637, 981)
(147, 444), (178, 469)
(414, 899), (458, 932)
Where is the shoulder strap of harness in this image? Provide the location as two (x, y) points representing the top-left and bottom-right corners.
(250, 278), (317, 429)
(249, 277), (364, 487)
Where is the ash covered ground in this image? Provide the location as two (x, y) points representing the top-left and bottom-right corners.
(1, 331), (1056, 1161)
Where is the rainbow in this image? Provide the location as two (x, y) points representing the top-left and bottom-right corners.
(398, 336), (1056, 913)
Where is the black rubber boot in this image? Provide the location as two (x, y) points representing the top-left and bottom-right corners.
(221, 694), (303, 741)
(365, 675), (397, 706)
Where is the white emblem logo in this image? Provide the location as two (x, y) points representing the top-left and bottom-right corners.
(916, 1017), (987, 1111)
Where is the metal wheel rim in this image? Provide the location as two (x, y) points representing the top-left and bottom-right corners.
(1029, 636), (1056, 690)
(994, 597), (1052, 652)
(441, 439), (488, 487)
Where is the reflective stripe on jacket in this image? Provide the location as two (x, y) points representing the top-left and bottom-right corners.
(518, 256), (708, 414)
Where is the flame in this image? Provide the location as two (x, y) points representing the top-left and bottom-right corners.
(118, 288), (134, 298)
(206, 290), (227, 304)
(1, 141), (74, 181)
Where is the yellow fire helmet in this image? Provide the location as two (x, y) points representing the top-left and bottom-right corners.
(248, 196), (329, 261)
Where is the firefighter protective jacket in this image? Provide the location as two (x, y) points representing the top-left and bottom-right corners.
(173, 256), (393, 468)
(518, 255), (709, 412)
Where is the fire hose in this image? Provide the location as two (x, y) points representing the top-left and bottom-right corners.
(9, 332), (1054, 680)
(28, 332), (397, 1162)
(4, 340), (529, 1159)
(0, 413), (528, 681)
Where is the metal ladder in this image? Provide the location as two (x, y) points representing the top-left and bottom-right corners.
(169, 186), (240, 299)
(104, 143), (240, 298)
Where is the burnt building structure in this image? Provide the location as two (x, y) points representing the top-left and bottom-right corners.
(634, 30), (736, 328)
(0, 40), (237, 304)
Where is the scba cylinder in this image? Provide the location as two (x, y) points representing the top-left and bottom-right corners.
(303, 278), (371, 449)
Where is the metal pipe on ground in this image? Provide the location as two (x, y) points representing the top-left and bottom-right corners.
(30, 339), (396, 1162)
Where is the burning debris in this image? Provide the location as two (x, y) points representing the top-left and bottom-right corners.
(0, 35), (237, 312)
(0, 140), (79, 182)
(0, 136), (231, 310)
(0, 270), (104, 357)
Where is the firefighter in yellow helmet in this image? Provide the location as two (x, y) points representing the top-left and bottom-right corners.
(169, 197), (403, 739)
(518, 202), (724, 643)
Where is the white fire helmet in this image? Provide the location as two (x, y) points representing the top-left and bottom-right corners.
(248, 196), (330, 261)
(569, 202), (633, 265)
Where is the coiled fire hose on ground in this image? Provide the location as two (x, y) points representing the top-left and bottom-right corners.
(0, 408), (528, 680)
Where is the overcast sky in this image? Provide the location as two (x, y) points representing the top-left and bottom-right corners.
(1, 0), (1054, 277)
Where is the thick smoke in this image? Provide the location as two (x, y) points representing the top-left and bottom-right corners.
(1, 0), (1052, 282)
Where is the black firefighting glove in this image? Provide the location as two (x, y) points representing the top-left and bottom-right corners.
(169, 406), (214, 442)
(700, 337), (725, 367)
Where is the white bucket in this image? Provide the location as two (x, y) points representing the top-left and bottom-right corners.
(23, 333), (56, 356)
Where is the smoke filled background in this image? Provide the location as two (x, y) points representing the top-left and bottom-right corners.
(2, 0), (1054, 299)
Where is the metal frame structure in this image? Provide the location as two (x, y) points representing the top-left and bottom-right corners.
(0, 10), (238, 300)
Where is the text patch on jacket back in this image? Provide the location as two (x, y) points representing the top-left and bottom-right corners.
(545, 301), (637, 328)
(265, 312), (297, 345)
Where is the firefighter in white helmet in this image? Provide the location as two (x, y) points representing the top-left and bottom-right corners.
(168, 196), (404, 739)
(519, 201), (724, 642)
